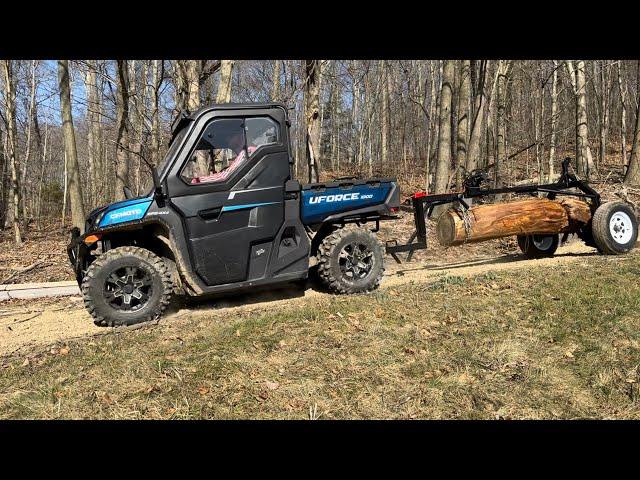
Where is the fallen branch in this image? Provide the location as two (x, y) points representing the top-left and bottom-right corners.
(13, 312), (42, 324)
(1, 261), (47, 285)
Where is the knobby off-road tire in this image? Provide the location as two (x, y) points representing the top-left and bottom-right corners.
(517, 234), (560, 259)
(81, 246), (173, 327)
(317, 226), (384, 294)
(591, 201), (638, 255)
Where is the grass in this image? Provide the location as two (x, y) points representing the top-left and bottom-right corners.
(2, 254), (640, 419)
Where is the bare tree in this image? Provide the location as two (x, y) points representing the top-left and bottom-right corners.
(84, 60), (102, 204)
(304, 60), (322, 183)
(57, 60), (86, 230)
(617, 61), (628, 168)
(467, 60), (488, 171)
(216, 60), (235, 103)
(455, 60), (470, 188)
(433, 60), (455, 217)
(548, 60), (559, 181)
(565, 60), (595, 178)
(495, 60), (512, 187)
(114, 60), (130, 201)
(2, 60), (21, 244)
(624, 78), (640, 185)
(271, 60), (281, 101)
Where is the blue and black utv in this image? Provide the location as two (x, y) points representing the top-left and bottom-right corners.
(68, 103), (401, 326)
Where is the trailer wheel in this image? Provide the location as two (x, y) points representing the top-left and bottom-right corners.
(591, 201), (638, 255)
(316, 226), (384, 294)
(81, 246), (173, 327)
(517, 234), (559, 258)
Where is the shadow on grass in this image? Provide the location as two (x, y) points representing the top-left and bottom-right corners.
(388, 250), (598, 277)
(167, 280), (311, 316)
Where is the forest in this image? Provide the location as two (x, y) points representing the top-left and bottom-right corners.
(1, 59), (640, 244)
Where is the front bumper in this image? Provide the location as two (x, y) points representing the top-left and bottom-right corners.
(67, 227), (90, 286)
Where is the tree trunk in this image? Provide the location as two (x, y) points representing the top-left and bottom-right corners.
(271, 60), (281, 101)
(467, 60), (489, 171)
(455, 60), (470, 189)
(434, 61), (455, 196)
(566, 60), (595, 178)
(436, 197), (592, 246)
(85, 60), (102, 205)
(114, 60), (130, 201)
(495, 60), (512, 188)
(2, 60), (22, 244)
(216, 60), (235, 103)
(151, 60), (162, 167)
(624, 86), (640, 186)
(57, 60), (86, 231)
(381, 61), (390, 168)
(548, 60), (559, 181)
(618, 61), (628, 168)
(22, 60), (38, 222)
(304, 60), (322, 183)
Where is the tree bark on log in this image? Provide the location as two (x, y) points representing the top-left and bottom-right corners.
(436, 198), (592, 246)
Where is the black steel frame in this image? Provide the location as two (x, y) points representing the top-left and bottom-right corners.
(385, 158), (601, 263)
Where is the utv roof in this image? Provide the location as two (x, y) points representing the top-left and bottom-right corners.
(171, 102), (290, 134)
(188, 102), (289, 118)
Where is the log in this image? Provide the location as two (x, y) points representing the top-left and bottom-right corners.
(436, 198), (592, 247)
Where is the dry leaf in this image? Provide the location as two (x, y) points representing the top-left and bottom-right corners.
(166, 407), (177, 415)
(265, 380), (280, 391)
(197, 386), (210, 396)
(21, 358), (30, 367)
(59, 347), (70, 356)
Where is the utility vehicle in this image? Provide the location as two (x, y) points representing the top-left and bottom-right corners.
(68, 102), (637, 327)
(68, 103), (400, 326)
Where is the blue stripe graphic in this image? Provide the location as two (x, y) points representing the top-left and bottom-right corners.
(222, 202), (279, 212)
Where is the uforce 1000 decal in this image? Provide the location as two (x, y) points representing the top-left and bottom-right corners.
(308, 192), (373, 204)
(301, 184), (391, 224)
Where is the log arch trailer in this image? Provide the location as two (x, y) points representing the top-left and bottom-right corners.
(386, 158), (638, 262)
(67, 103), (636, 327)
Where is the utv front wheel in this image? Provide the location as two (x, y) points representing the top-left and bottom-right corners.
(517, 234), (559, 258)
(316, 226), (384, 294)
(81, 246), (173, 327)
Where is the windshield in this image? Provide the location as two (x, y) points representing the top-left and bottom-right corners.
(158, 127), (189, 178)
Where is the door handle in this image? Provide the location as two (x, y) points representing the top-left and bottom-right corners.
(198, 206), (222, 220)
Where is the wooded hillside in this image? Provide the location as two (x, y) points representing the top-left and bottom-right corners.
(1, 60), (640, 241)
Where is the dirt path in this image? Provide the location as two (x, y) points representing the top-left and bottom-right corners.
(0, 240), (618, 357)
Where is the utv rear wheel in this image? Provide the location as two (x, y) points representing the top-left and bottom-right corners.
(81, 246), (173, 327)
(517, 234), (559, 258)
(316, 226), (384, 294)
(591, 201), (638, 255)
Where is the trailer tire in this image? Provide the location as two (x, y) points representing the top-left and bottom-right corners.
(316, 226), (384, 294)
(591, 201), (638, 255)
(81, 246), (173, 327)
(517, 234), (559, 258)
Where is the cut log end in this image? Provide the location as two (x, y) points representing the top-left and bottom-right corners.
(436, 197), (593, 247)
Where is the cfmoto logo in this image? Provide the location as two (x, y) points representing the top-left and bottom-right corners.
(309, 192), (372, 204)
(110, 208), (142, 219)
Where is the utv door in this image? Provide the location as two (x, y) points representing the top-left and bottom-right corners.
(166, 111), (293, 287)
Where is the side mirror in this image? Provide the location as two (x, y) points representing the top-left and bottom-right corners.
(152, 167), (165, 201)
